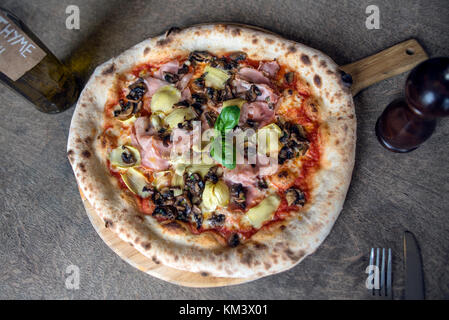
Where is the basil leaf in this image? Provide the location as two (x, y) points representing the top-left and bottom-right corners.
(211, 105), (240, 169)
(210, 136), (236, 169)
(214, 105), (240, 132)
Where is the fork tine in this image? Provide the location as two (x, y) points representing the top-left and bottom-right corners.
(381, 248), (386, 296)
(387, 248), (392, 299)
(369, 248), (374, 295)
(375, 248), (380, 295)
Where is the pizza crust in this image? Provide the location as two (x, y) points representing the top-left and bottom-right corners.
(67, 24), (356, 279)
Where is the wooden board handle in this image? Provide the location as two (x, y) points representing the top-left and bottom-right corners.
(340, 39), (429, 96)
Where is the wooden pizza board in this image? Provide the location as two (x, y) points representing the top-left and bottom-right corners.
(79, 27), (428, 287)
(80, 189), (256, 287)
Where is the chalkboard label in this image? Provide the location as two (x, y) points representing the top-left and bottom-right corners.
(0, 12), (46, 81)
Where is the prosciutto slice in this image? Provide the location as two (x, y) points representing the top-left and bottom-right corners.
(223, 164), (266, 208)
(177, 73), (193, 91)
(259, 61), (280, 78)
(255, 84), (279, 104)
(239, 101), (275, 128)
(132, 117), (171, 170)
(237, 67), (271, 85)
(153, 60), (180, 80)
(143, 77), (170, 97)
(232, 79), (278, 105)
(223, 164), (258, 187)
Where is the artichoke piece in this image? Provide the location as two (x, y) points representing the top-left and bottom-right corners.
(109, 145), (141, 168)
(120, 168), (153, 198)
(171, 174), (184, 189)
(202, 180), (230, 212)
(164, 107), (197, 129)
(186, 164), (215, 179)
(152, 171), (172, 190)
(150, 112), (164, 130)
(244, 194), (281, 228)
(204, 65), (230, 89)
(257, 123), (283, 155)
(222, 98), (246, 109)
(119, 114), (137, 126)
(150, 85), (181, 114)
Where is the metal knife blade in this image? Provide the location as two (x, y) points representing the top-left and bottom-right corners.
(403, 231), (425, 300)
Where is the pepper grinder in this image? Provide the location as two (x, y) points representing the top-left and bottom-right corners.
(376, 57), (449, 152)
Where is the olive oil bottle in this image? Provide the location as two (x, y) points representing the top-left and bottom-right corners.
(0, 8), (79, 113)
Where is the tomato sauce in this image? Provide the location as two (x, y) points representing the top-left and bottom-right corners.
(104, 52), (322, 245)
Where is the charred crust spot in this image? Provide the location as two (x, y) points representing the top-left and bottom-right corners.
(104, 219), (113, 228)
(264, 262), (271, 270)
(102, 64), (115, 76)
(81, 103), (87, 108)
(163, 221), (184, 231)
(231, 28), (241, 37)
(265, 38), (274, 44)
(254, 243), (268, 250)
(134, 237), (140, 244)
(252, 38), (258, 44)
(142, 242), (151, 250)
(78, 163), (86, 173)
(288, 45), (297, 53)
(240, 253), (253, 266)
(335, 139), (340, 145)
(280, 225), (286, 231)
(143, 47), (151, 55)
(67, 149), (74, 157)
(284, 249), (305, 261)
(200, 272), (209, 277)
(320, 60), (327, 68)
(165, 27), (181, 37)
(152, 256), (160, 264)
(301, 54), (311, 65)
(84, 136), (92, 145)
(313, 74), (322, 88)
(156, 37), (173, 46)
(81, 150), (91, 158)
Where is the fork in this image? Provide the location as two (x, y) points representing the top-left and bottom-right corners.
(369, 248), (393, 299)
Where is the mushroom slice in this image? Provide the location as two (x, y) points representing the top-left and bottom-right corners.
(228, 51), (247, 62)
(112, 100), (133, 120)
(189, 51), (215, 63)
(126, 80), (147, 102)
(109, 145), (141, 168)
(285, 188), (306, 206)
(120, 168), (153, 198)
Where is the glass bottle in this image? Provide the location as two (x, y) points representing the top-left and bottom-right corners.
(0, 8), (80, 113)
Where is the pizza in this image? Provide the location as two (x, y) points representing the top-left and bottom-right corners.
(67, 24), (356, 279)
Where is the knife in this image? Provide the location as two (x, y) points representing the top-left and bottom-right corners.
(403, 231), (425, 300)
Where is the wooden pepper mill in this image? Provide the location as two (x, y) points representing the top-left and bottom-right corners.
(376, 57), (449, 152)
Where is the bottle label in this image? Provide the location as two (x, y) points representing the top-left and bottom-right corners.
(0, 12), (46, 81)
